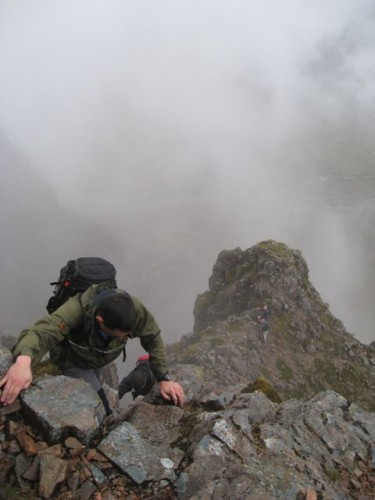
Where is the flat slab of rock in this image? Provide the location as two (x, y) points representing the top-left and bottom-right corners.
(21, 375), (105, 444)
(98, 421), (180, 484)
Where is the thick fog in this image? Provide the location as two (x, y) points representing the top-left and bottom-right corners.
(0, 0), (374, 361)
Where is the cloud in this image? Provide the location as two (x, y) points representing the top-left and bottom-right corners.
(0, 0), (374, 344)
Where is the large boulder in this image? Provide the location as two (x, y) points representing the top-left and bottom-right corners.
(21, 375), (106, 444)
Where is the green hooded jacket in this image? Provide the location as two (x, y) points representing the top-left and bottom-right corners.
(12, 284), (168, 379)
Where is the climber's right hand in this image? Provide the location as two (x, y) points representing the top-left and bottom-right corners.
(0, 355), (32, 405)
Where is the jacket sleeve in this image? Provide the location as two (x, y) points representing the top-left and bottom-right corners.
(12, 296), (83, 369)
(130, 296), (168, 379)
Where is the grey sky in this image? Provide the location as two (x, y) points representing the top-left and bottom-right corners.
(1, 0), (371, 189)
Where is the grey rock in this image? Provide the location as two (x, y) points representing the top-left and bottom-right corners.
(15, 453), (32, 489)
(0, 450), (16, 483)
(124, 401), (184, 452)
(39, 454), (68, 498)
(175, 390), (374, 499)
(169, 363), (205, 402)
(102, 382), (119, 411)
(210, 417), (255, 462)
(0, 333), (15, 351)
(22, 456), (40, 481)
(66, 470), (81, 492)
(21, 375), (105, 444)
(201, 390), (235, 411)
(347, 401), (375, 438)
(226, 391), (278, 422)
(89, 462), (108, 487)
(98, 421), (179, 484)
(77, 479), (97, 499)
(0, 344), (13, 378)
(99, 362), (119, 389)
(180, 434), (232, 499)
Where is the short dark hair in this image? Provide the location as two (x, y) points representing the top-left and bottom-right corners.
(96, 292), (136, 332)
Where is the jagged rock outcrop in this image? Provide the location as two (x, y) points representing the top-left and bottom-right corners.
(192, 240), (357, 338)
(0, 353), (374, 499)
(168, 240), (375, 411)
(0, 241), (374, 498)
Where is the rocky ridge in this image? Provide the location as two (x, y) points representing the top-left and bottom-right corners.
(0, 240), (374, 499)
(0, 370), (374, 499)
(167, 241), (375, 411)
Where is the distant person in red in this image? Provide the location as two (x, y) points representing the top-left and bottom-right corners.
(118, 354), (156, 400)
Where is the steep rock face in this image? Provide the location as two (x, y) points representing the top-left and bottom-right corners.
(168, 241), (375, 411)
(194, 240), (332, 331)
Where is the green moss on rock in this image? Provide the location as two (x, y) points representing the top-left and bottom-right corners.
(276, 359), (294, 382)
(241, 376), (282, 404)
(33, 360), (60, 379)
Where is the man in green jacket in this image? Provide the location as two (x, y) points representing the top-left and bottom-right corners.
(0, 284), (184, 412)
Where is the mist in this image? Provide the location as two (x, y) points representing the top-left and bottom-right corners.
(1, 0), (374, 357)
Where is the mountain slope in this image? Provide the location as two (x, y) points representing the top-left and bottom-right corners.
(167, 240), (375, 411)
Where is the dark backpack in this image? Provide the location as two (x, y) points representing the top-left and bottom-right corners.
(46, 257), (117, 314)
